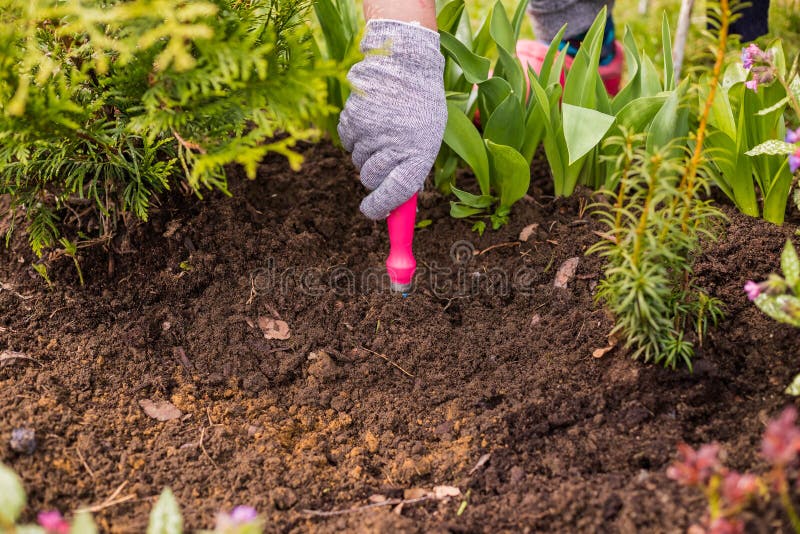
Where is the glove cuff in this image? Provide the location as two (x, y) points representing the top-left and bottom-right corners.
(361, 19), (444, 70)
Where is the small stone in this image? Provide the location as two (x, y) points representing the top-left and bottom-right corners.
(10, 428), (37, 455)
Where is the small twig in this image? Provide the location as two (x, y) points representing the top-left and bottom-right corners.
(200, 426), (218, 468)
(477, 242), (520, 256)
(76, 480), (133, 513)
(104, 481), (129, 504)
(171, 129), (207, 154)
(358, 346), (414, 379)
(76, 447), (95, 479)
(441, 296), (470, 313)
(76, 494), (136, 514)
(302, 496), (431, 518)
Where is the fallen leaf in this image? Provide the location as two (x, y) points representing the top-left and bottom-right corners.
(0, 350), (39, 367)
(592, 346), (614, 359)
(258, 317), (291, 340)
(592, 336), (619, 359)
(468, 453), (492, 475)
(403, 488), (432, 500)
(139, 399), (182, 421)
(433, 486), (462, 499)
(519, 223), (539, 242)
(368, 494), (388, 503)
(554, 257), (580, 289)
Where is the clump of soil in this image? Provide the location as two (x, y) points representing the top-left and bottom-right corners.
(1, 143), (799, 532)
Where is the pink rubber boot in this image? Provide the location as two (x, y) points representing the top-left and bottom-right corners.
(516, 39), (624, 96)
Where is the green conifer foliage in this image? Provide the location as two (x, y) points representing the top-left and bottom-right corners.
(0, 0), (331, 257)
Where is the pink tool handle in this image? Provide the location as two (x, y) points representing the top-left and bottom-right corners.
(386, 193), (418, 291)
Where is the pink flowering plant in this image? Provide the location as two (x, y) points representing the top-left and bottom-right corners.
(744, 238), (800, 395)
(745, 239), (800, 329)
(668, 406), (800, 533)
(0, 462), (263, 533)
(704, 41), (800, 224)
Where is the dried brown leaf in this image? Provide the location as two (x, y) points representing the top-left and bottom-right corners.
(138, 399), (182, 421)
(258, 317), (291, 340)
(519, 223), (539, 242)
(554, 257), (580, 289)
(433, 486), (461, 499)
(403, 488), (431, 500)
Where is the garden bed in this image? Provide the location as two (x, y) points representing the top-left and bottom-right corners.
(1, 142), (799, 532)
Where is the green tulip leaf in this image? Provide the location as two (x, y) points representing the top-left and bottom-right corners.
(562, 103), (615, 165)
(443, 101), (491, 195)
(439, 30), (490, 84)
(486, 140), (530, 209)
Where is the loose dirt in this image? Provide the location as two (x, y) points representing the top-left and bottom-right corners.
(1, 143), (799, 532)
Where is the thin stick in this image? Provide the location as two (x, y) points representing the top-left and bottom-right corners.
(76, 494), (136, 514)
(302, 496), (431, 518)
(103, 481), (129, 504)
(76, 447), (95, 479)
(358, 346), (414, 379)
(477, 242), (520, 255)
(200, 426), (218, 468)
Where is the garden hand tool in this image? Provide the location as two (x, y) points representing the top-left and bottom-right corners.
(386, 193), (417, 294)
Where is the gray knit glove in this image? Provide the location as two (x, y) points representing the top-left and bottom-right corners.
(338, 20), (447, 220)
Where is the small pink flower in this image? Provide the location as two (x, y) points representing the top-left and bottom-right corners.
(790, 150), (800, 174)
(38, 511), (70, 534)
(741, 43), (761, 70)
(216, 505), (259, 531)
(786, 128), (800, 145)
(744, 280), (761, 301)
(721, 471), (759, 507)
(667, 443), (721, 487)
(762, 406), (800, 466)
(745, 79), (759, 92)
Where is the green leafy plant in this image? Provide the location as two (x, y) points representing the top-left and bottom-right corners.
(589, 133), (724, 368)
(704, 40), (800, 224)
(432, 0), (535, 232)
(435, 1), (682, 232)
(746, 240), (800, 328)
(588, 1), (733, 368)
(0, 0), (330, 263)
(313, 0), (361, 144)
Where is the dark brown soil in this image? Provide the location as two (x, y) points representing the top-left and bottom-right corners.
(1, 143), (799, 533)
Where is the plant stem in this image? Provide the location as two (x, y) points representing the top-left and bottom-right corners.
(775, 73), (800, 121)
(632, 156), (658, 267)
(679, 0), (730, 232)
(613, 136), (635, 237)
(780, 480), (800, 533)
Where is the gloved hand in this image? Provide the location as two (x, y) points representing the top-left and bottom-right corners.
(338, 20), (447, 220)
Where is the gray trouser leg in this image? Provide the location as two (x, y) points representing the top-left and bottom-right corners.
(527, 0), (615, 41)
